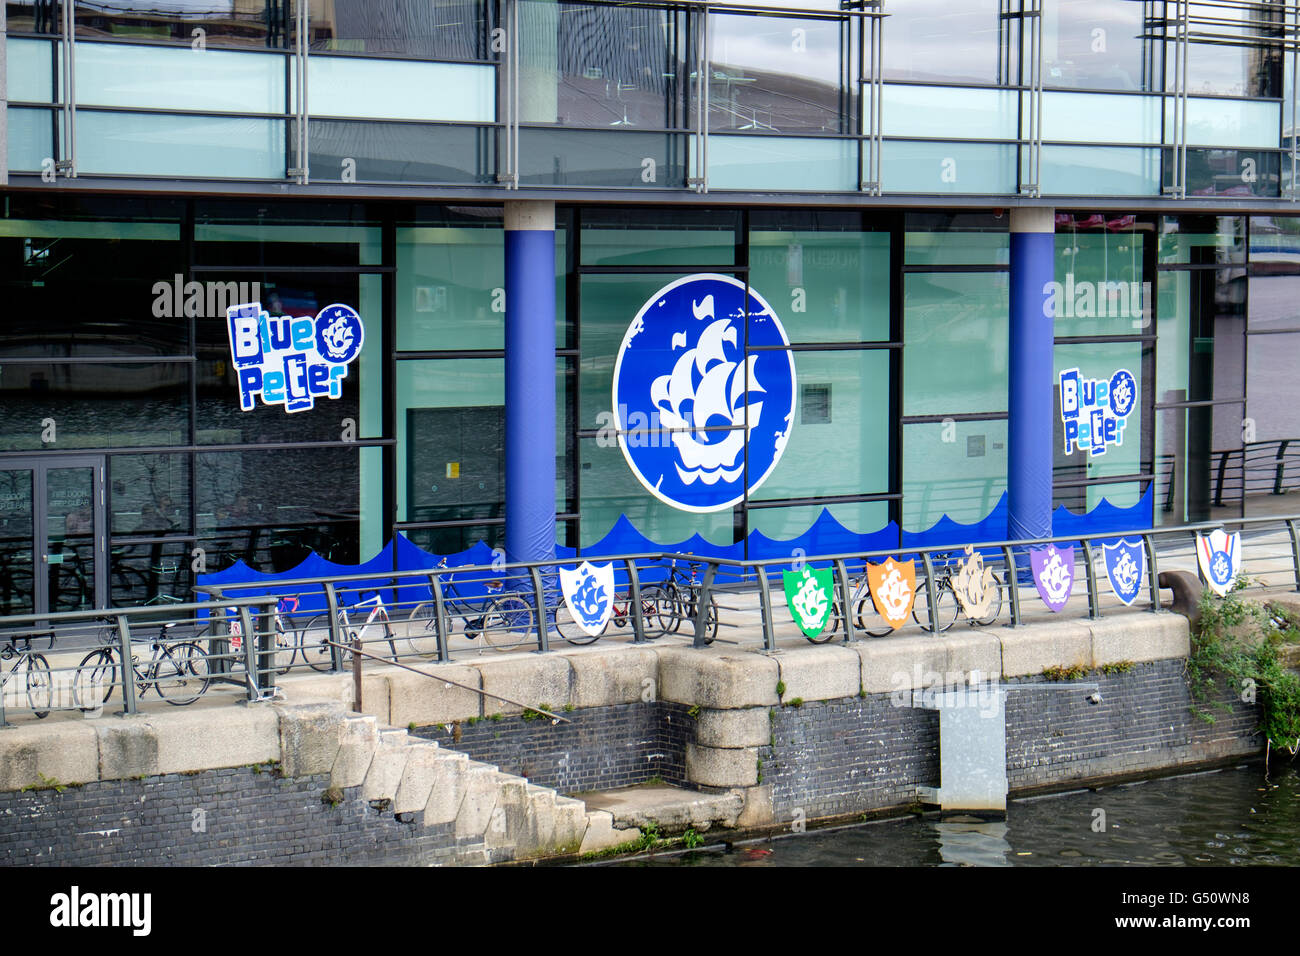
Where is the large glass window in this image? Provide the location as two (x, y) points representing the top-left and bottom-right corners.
(903, 419), (1008, 531)
(882, 0), (1007, 85)
(1042, 0), (1152, 91)
(310, 0), (487, 60)
(709, 12), (845, 133)
(748, 225), (890, 343)
(196, 446), (365, 572)
(518, 1), (683, 130)
(903, 272), (1009, 416)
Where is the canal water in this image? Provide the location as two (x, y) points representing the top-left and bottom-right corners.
(618, 763), (1300, 866)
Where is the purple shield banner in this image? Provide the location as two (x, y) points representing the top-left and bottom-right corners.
(1030, 544), (1075, 613)
(1102, 538), (1145, 606)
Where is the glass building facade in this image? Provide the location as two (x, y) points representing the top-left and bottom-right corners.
(1, 0), (1298, 615)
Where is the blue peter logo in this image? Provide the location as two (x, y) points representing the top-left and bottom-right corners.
(227, 302), (365, 413)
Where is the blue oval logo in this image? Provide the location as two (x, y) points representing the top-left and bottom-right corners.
(611, 274), (796, 513)
(315, 303), (364, 365)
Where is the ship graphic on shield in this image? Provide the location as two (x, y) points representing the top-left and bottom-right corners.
(865, 558), (917, 630)
(1196, 530), (1242, 597)
(1102, 538), (1145, 606)
(559, 561), (615, 637)
(783, 567), (834, 638)
(1030, 544), (1075, 613)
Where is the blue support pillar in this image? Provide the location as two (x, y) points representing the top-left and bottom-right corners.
(504, 201), (557, 564)
(1007, 207), (1056, 553)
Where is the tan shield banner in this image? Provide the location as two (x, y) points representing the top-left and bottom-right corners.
(865, 557), (917, 630)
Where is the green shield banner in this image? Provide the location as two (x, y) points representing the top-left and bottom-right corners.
(783, 567), (835, 638)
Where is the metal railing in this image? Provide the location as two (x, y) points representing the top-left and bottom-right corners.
(0, 514), (1297, 725)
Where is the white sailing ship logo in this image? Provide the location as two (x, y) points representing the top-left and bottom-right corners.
(650, 296), (763, 486)
(1039, 552), (1072, 604)
(877, 566), (912, 620)
(1112, 551), (1139, 593)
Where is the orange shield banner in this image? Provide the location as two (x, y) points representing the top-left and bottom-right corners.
(865, 558), (917, 630)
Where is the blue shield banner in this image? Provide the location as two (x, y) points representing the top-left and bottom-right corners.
(1102, 538), (1145, 606)
(559, 561), (615, 637)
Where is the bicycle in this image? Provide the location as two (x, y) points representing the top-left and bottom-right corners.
(74, 620), (209, 710)
(805, 572), (894, 644)
(300, 591), (399, 672)
(408, 561), (535, 655)
(0, 634), (53, 718)
(547, 580), (673, 645)
(911, 552), (1004, 632)
(197, 595), (308, 675)
(657, 558), (719, 644)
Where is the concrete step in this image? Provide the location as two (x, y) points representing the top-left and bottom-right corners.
(578, 783), (744, 835)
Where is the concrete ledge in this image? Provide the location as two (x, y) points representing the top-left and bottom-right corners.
(0, 721), (100, 791)
(274, 702), (344, 778)
(94, 718), (159, 780)
(581, 783), (744, 833)
(856, 634), (949, 694)
(568, 647), (658, 708)
(694, 707), (771, 749)
(152, 705), (280, 775)
(388, 664), (483, 727)
(476, 655), (573, 716)
(769, 645), (860, 702)
(941, 630), (1003, 681)
(1000, 620), (1093, 678)
(685, 742), (758, 788)
(1089, 613), (1190, 666)
(657, 648), (779, 709)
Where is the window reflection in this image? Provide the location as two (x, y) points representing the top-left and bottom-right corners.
(709, 14), (844, 133)
(310, 0), (485, 60)
(1042, 0), (1152, 91)
(1175, 1), (1282, 97)
(882, 0), (1007, 84)
(519, 1), (682, 129)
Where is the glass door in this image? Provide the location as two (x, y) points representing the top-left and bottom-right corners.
(0, 456), (106, 617)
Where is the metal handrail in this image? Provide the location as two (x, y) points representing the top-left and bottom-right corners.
(322, 638), (570, 722)
(1, 517), (1297, 726)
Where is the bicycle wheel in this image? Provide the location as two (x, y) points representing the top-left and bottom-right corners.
(25, 653), (52, 718)
(75, 648), (117, 712)
(682, 592), (719, 645)
(971, 571), (1005, 627)
(154, 643), (208, 705)
(553, 599), (603, 646)
(805, 600), (840, 644)
(300, 615), (337, 672)
(407, 602), (452, 658)
(854, 592), (897, 638)
(273, 621), (296, 674)
(482, 596), (535, 652)
(637, 585), (672, 640)
(912, 579), (959, 633)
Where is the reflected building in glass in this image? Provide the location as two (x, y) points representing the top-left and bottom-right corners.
(0, 0), (1297, 614)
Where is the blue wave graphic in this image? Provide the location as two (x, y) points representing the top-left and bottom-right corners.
(197, 489), (1156, 604)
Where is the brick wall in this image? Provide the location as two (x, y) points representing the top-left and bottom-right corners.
(412, 701), (695, 793)
(0, 766), (477, 867)
(760, 658), (1262, 823)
